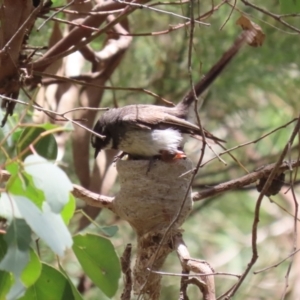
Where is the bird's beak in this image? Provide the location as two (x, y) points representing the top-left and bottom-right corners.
(94, 148), (100, 159)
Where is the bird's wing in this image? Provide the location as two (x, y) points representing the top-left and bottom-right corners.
(121, 107), (224, 142)
(120, 107), (190, 131)
(121, 108), (197, 131)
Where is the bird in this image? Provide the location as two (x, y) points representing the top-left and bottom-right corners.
(91, 30), (254, 161)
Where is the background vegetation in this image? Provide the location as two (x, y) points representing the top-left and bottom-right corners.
(0, 0), (300, 299)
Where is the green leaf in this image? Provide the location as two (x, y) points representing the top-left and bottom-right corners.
(100, 226), (119, 237)
(61, 194), (75, 225)
(0, 270), (13, 300)
(280, 0), (300, 13)
(0, 219), (31, 300)
(0, 219), (31, 277)
(0, 193), (72, 256)
(5, 161), (19, 176)
(73, 233), (120, 298)
(0, 109), (14, 148)
(5, 155), (74, 220)
(6, 278), (26, 300)
(14, 195), (72, 256)
(24, 155), (73, 213)
(0, 193), (22, 220)
(63, 121), (74, 132)
(31, 122), (73, 133)
(21, 248), (42, 287)
(11, 128), (23, 144)
(4, 249), (42, 300)
(0, 236), (13, 300)
(17, 126), (57, 160)
(6, 163), (45, 210)
(0, 235), (7, 260)
(38, 123), (60, 131)
(19, 263), (75, 300)
(58, 264), (83, 300)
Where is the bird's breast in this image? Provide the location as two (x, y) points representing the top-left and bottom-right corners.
(118, 128), (184, 157)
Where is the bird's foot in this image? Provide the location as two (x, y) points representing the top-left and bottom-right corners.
(146, 156), (157, 174)
(113, 152), (127, 162)
(159, 150), (187, 162)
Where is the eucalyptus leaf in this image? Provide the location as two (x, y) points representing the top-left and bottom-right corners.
(6, 279), (26, 300)
(0, 109), (13, 147)
(6, 161), (45, 210)
(24, 154), (73, 213)
(0, 193), (22, 221)
(21, 248), (42, 288)
(0, 236), (13, 300)
(0, 235), (7, 260)
(58, 264), (83, 300)
(0, 219), (31, 277)
(0, 193), (72, 256)
(38, 123), (60, 131)
(73, 234), (120, 298)
(0, 219), (31, 300)
(61, 194), (75, 225)
(63, 121), (74, 131)
(19, 263), (75, 300)
(17, 127), (57, 160)
(5, 249), (41, 300)
(13, 195), (73, 256)
(100, 225), (119, 237)
(0, 249), (41, 300)
(0, 270), (12, 300)
(11, 128), (23, 144)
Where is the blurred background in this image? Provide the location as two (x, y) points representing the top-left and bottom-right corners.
(1, 0), (300, 299)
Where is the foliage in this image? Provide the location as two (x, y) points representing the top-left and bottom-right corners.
(0, 124), (120, 299)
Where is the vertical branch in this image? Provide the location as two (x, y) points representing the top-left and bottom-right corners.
(281, 133), (300, 299)
(227, 115), (300, 297)
(76, 17), (132, 230)
(175, 234), (216, 300)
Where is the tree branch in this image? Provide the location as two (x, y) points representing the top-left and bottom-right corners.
(175, 234), (215, 300)
(0, 170), (114, 211)
(193, 160), (299, 201)
(1, 159), (299, 208)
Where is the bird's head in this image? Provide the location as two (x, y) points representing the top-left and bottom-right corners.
(91, 120), (111, 158)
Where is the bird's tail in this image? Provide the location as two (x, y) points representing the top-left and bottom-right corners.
(178, 30), (255, 110)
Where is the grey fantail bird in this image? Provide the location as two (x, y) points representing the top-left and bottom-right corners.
(91, 30), (254, 161)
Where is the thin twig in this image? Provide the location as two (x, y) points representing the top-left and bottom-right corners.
(201, 118), (297, 167)
(280, 135), (300, 299)
(31, 2), (137, 70)
(51, 7), (125, 15)
(219, 0), (236, 30)
(150, 270), (240, 278)
(193, 160), (300, 201)
(254, 248), (300, 274)
(34, 71), (171, 104)
(113, 0), (209, 25)
(37, 0), (74, 31)
(241, 0), (300, 34)
(0, 170), (115, 211)
(227, 115), (300, 298)
(0, 94), (107, 139)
